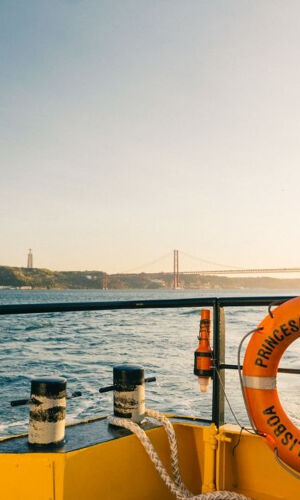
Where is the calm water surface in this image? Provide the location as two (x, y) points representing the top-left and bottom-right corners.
(0, 288), (299, 436)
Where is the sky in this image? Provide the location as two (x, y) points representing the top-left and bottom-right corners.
(1, 1), (300, 273)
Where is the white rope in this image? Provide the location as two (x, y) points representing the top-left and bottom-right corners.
(108, 410), (252, 500)
(145, 409), (192, 497)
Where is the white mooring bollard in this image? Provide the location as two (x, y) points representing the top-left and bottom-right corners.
(28, 377), (67, 448)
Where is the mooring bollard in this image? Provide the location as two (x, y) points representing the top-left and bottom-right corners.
(99, 364), (156, 423)
(10, 377), (82, 448)
(28, 377), (67, 447)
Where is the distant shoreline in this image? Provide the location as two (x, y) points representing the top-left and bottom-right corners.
(1, 265), (300, 290)
(1, 286), (300, 291)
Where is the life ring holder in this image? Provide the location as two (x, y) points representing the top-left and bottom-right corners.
(241, 296), (300, 475)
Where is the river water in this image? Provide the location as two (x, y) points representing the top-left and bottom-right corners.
(0, 288), (299, 436)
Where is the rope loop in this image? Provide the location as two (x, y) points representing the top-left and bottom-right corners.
(108, 410), (252, 500)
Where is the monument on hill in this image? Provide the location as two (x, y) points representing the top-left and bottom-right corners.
(27, 249), (33, 268)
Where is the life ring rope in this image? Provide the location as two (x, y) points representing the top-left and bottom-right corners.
(202, 315), (300, 481)
(237, 327), (264, 435)
(268, 299), (287, 319)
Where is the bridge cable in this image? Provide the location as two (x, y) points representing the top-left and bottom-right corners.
(119, 252), (173, 274)
(179, 251), (246, 270)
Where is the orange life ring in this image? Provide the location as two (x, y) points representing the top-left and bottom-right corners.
(243, 296), (300, 473)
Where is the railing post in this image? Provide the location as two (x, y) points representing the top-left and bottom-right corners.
(212, 300), (225, 426)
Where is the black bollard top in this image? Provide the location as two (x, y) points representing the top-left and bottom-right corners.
(113, 365), (144, 390)
(31, 377), (67, 397)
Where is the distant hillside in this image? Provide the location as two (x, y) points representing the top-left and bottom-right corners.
(1, 265), (300, 290)
(0, 266), (105, 289)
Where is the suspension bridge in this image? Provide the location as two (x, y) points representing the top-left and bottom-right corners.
(102, 250), (300, 289)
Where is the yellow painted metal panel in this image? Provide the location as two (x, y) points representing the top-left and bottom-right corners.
(216, 425), (300, 500)
(63, 423), (206, 500)
(0, 454), (57, 500)
(174, 422), (207, 493)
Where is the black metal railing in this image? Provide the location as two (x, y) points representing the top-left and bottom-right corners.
(0, 295), (298, 427)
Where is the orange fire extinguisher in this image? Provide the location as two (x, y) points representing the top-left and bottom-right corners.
(194, 309), (213, 392)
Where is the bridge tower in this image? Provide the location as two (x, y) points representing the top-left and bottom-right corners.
(173, 249), (179, 289)
(102, 273), (109, 290)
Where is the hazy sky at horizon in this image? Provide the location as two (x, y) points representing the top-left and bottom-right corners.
(2, 1), (300, 273)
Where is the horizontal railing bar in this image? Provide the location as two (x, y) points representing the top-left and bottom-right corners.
(218, 296), (295, 307)
(220, 363), (300, 375)
(0, 298), (216, 315)
(0, 296), (296, 316)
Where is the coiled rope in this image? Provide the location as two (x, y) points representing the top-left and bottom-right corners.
(108, 409), (251, 500)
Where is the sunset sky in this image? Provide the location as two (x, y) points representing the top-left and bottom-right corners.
(1, 1), (300, 273)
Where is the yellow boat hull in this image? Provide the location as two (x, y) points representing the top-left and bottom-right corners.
(0, 416), (298, 499)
